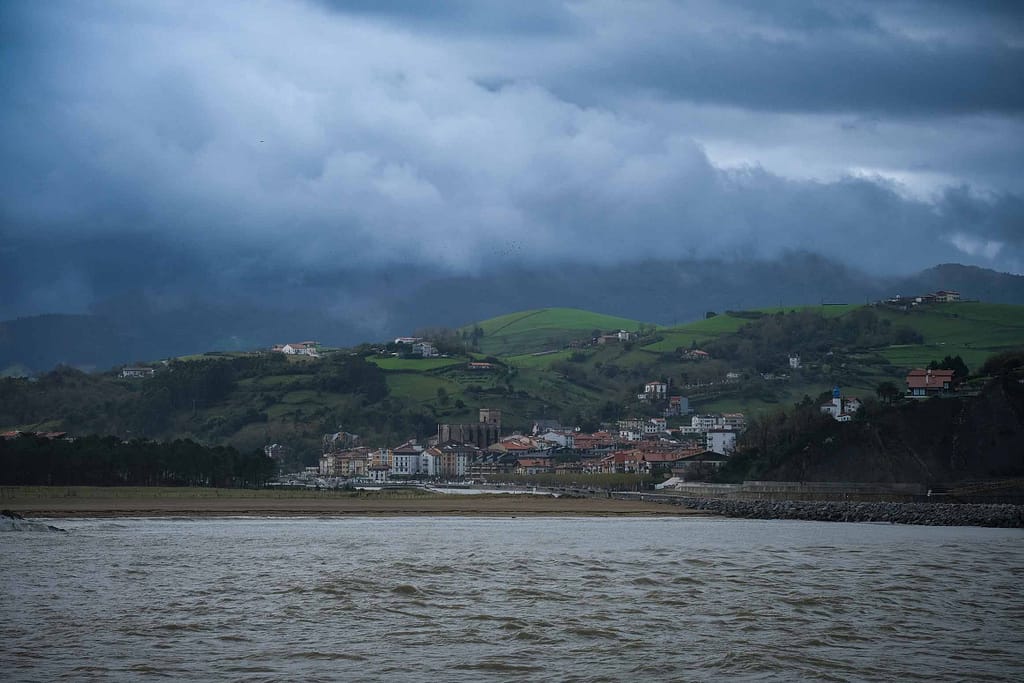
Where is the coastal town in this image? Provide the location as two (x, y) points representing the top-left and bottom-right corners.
(288, 407), (743, 487)
(275, 355), (963, 489)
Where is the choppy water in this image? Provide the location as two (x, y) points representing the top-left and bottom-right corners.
(2, 517), (1022, 682)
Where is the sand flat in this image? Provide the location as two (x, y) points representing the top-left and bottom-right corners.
(2, 487), (704, 517)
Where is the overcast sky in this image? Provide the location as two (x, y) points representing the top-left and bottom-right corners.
(1, 0), (1022, 316)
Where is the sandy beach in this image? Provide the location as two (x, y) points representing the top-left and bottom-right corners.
(1, 486), (705, 518)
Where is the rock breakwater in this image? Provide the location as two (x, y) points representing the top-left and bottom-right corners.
(673, 498), (1024, 528)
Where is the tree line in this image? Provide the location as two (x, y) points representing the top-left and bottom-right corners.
(705, 308), (923, 372)
(0, 434), (276, 487)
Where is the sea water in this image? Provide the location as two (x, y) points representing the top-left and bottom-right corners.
(2, 517), (1022, 681)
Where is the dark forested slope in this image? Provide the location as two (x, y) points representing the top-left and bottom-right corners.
(725, 374), (1024, 484)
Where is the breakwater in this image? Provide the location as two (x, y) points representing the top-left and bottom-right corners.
(611, 493), (1024, 527)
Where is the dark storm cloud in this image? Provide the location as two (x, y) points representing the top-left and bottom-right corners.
(315, 0), (582, 35)
(553, 1), (1024, 116)
(576, 31), (1022, 115)
(1, 0), (1022, 319)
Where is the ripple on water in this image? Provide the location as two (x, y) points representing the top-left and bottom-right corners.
(2, 517), (1022, 683)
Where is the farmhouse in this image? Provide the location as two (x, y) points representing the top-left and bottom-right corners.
(120, 366), (155, 379)
(411, 341), (439, 358)
(273, 341), (320, 357)
(906, 368), (957, 397)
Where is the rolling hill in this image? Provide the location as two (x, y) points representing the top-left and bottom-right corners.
(6, 258), (1023, 375)
(465, 307), (645, 356)
(2, 301), (1023, 468)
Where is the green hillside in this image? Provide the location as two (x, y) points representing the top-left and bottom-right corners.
(874, 303), (1024, 370)
(3, 302), (1023, 469)
(466, 308), (645, 356)
(642, 305), (860, 352)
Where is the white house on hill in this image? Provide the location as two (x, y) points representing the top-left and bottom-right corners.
(820, 386), (862, 422)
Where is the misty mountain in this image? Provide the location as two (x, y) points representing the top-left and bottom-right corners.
(392, 258), (1024, 330)
(3, 256), (1023, 374)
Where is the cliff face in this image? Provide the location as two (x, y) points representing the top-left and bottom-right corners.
(765, 377), (1024, 484)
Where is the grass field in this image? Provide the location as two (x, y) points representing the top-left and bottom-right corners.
(877, 303), (1024, 370)
(504, 350), (573, 368)
(385, 373), (460, 403)
(470, 308), (644, 356)
(644, 305), (861, 352)
(368, 357), (463, 371)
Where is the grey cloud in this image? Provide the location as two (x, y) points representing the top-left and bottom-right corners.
(315, 0), (581, 36)
(556, 3), (1023, 116)
(1, 0), (1022, 322)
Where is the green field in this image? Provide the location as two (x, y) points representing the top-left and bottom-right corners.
(644, 305), (861, 352)
(504, 350), (573, 368)
(876, 303), (1024, 370)
(385, 373), (461, 403)
(368, 357), (463, 371)
(469, 308), (644, 356)
(6, 301), (1023, 464)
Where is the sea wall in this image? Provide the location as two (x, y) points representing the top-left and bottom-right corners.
(610, 494), (1024, 528)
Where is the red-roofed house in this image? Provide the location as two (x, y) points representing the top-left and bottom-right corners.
(906, 368), (957, 397)
(515, 458), (554, 475)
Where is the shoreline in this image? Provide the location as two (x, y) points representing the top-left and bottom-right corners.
(6, 487), (1021, 526)
(1, 487), (707, 518)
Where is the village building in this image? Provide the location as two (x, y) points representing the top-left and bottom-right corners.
(488, 434), (550, 457)
(571, 431), (618, 455)
(664, 395), (691, 417)
(431, 442), (476, 478)
(820, 386), (862, 422)
(390, 441), (425, 476)
(639, 380), (668, 401)
(368, 464), (390, 483)
(671, 450), (731, 479)
(411, 341), (439, 358)
(706, 429), (738, 455)
(691, 414), (719, 432)
(596, 330), (634, 345)
(272, 341), (320, 357)
(536, 430), (574, 449)
(120, 366), (155, 379)
(906, 368), (958, 397)
(720, 413), (747, 431)
(515, 457), (554, 475)
(264, 443), (288, 462)
(438, 408), (502, 448)
(468, 451), (517, 477)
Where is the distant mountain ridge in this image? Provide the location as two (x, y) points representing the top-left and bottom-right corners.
(3, 257), (1023, 374)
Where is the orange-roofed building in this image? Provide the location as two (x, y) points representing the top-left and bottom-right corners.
(906, 368), (958, 397)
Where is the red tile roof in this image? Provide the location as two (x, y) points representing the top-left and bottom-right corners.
(906, 368), (956, 389)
